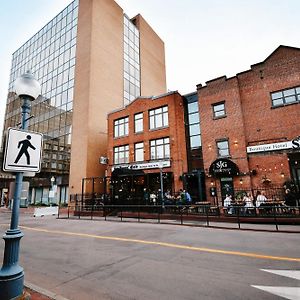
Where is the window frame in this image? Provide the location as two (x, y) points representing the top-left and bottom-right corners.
(134, 142), (144, 162)
(216, 138), (230, 157)
(150, 137), (170, 160)
(212, 101), (226, 119)
(271, 86), (300, 107)
(114, 145), (129, 164)
(114, 116), (129, 138)
(149, 106), (169, 130)
(134, 112), (143, 133)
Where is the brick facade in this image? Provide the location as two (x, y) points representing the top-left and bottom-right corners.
(107, 92), (188, 196)
(198, 46), (300, 202)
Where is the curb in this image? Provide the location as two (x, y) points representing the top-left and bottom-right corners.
(25, 282), (69, 300)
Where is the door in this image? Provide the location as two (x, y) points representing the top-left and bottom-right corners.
(220, 177), (234, 201)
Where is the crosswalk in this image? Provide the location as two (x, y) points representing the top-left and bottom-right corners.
(252, 269), (300, 300)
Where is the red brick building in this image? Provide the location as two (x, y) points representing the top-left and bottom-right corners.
(198, 45), (300, 202)
(107, 91), (188, 203)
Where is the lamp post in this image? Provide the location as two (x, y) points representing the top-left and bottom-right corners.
(158, 161), (164, 207)
(0, 71), (41, 299)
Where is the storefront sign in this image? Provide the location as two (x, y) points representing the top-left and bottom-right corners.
(247, 136), (300, 153)
(112, 160), (171, 171)
(209, 158), (239, 177)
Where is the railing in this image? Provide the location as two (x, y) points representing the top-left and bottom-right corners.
(58, 203), (300, 232)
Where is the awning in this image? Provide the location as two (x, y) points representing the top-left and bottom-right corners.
(111, 168), (145, 178)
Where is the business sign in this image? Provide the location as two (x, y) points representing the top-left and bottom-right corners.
(112, 160), (171, 171)
(209, 158), (239, 177)
(3, 128), (43, 173)
(247, 136), (300, 153)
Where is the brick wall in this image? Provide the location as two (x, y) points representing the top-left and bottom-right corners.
(198, 46), (300, 200)
(107, 92), (188, 192)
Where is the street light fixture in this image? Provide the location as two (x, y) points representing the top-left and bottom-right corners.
(0, 71), (41, 299)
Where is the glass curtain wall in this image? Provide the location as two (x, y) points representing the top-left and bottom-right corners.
(123, 15), (141, 106)
(4, 0), (79, 176)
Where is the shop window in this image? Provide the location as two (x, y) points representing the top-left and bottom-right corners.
(114, 145), (129, 164)
(212, 102), (226, 118)
(114, 117), (129, 138)
(149, 106), (168, 130)
(150, 137), (170, 160)
(216, 139), (230, 157)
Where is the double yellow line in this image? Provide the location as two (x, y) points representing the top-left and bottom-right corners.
(18, 225), (300, 262)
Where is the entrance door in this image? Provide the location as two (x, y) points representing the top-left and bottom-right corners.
(220, 177), (234, 200)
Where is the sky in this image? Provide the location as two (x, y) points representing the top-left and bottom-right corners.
(1, 0), (300, 139)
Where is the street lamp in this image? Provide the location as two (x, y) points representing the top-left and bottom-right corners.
(0, 71), (41, 299)
(157, 161), (164, 207)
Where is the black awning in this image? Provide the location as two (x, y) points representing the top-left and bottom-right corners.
(209, 158), (239, 177)
(111, 168), (145, 178)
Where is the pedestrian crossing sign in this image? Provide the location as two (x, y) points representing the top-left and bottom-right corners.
(3, 128), (43, 173)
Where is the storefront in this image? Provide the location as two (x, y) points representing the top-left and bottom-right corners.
(209, 158), (240, 200)
(110, 161), (174, 205)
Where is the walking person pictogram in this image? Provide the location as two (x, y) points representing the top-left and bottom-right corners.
(14, 135), (36, 165)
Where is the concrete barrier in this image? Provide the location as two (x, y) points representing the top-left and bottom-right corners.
(33, 206), (58, 217)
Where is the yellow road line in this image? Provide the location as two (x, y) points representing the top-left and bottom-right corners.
(17, 225), (300, 262)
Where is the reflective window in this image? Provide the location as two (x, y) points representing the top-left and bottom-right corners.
(149, 106), (168, 130)
(114, 117), (129, 138)
(5, 0), (78, 175)
(123, 15), (140, 105)
(271, 86), (300, 107)
(217, 139), (230, 157)
(134, 112), (143, 133)
(114, 145), (129, 164)
(135, 142), (144, 162)
(187, 101), (201, 148)
(150, 137), (170, 160)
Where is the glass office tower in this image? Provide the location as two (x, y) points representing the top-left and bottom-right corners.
(3, 0), (79, 203)
(2, 0), (166, 203)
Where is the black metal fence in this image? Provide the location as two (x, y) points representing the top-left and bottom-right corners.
(58, 201), (300, 232)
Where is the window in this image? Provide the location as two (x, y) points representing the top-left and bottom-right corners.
(135, 142), (144, 162)
(134, 112), (143, 133)
(149, 106), (168, 130)
(114, 117), (129, 138)
(216, 139), (230, 157)
(213, 102), (226, 118)
(187, 101), (201, 148)
(271, 86), (300, 107)
(150, 137), (170, 160)
(114, 145), (129, 164)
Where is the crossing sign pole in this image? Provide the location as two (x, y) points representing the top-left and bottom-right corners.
(0, 72), (41, 300)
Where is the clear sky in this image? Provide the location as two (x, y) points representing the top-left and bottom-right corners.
(1, 0), (300, 139)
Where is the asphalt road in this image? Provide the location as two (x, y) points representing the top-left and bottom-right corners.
(0, 213), (299, 300)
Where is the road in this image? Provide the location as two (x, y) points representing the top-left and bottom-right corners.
(0, 212), (299, 300)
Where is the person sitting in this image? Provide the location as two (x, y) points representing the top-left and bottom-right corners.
(243, 193), (254, 214)
(223, 194), (233, 214)
(256, 191), (267, 213)
(149, 192), (157, 205)
(185, 190), (192, 204)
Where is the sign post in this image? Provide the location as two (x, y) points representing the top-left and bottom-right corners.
(0, 72), (41, 299)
